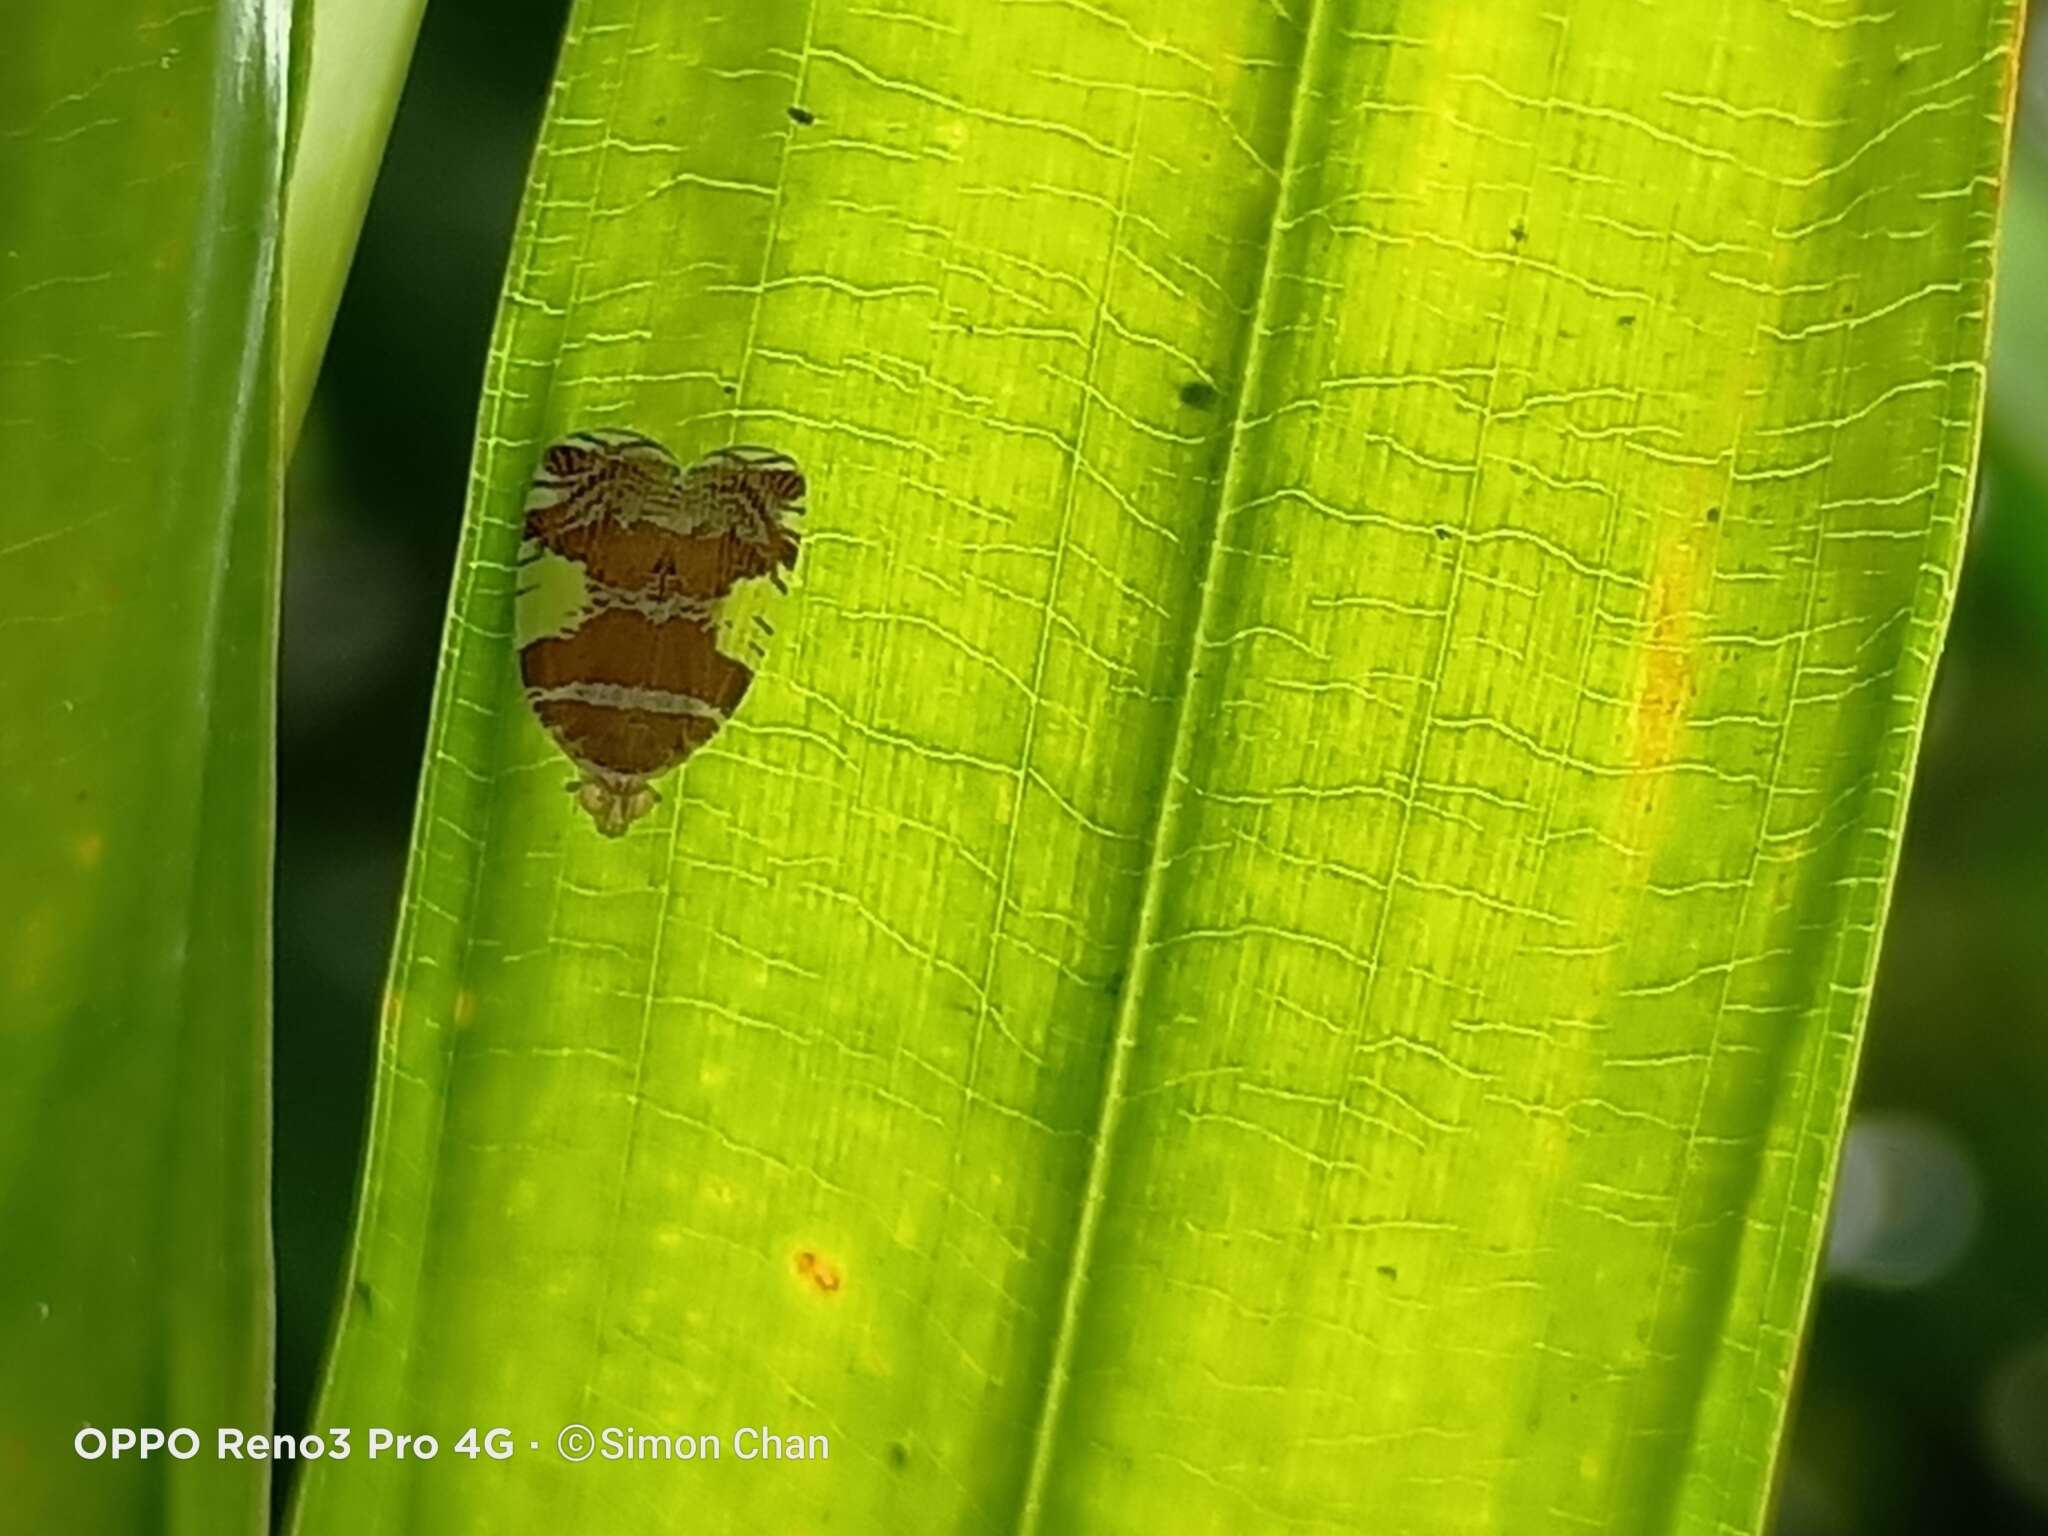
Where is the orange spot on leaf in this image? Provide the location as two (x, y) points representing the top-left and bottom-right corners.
(794, 1250), (842, 1294)
(1631, 540), (1701, 775)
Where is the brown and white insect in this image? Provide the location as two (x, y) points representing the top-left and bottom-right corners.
(515, 429), (805, 836)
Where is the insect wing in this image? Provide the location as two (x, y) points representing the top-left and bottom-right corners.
(675, 445), (806, 665)
(514, 430), (808, 837)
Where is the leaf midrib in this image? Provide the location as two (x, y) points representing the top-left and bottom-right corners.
(1009, 5), (1331, 1529)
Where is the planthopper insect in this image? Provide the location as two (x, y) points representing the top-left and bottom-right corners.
(514, 429), (805, 837)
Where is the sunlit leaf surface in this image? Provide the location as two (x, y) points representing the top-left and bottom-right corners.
(0, 3), (288, 1531)
(295, 3), (2022, 1533)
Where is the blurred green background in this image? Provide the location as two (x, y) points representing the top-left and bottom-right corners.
(278, 4), (2048, 1529)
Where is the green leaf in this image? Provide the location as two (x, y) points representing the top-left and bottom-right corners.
(0, 3), (290, 1531)
(281, 0), (428, 444)
(295, 3), (2023, 1532)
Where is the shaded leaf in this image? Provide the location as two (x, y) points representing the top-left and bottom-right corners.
(0, 3), (291, 1531)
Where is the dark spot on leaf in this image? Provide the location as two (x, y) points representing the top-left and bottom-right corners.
(1705, 505), (1721, 524)
(787, 105), (815, 126)
(353, 1280), (375, 1315)
(1104, 967), (1126, 999)
(1616, 314), (1636, 328)
(888, 1441), (910, 1470)
(719, 382), (735, 396)
(794, 1249), (842, 1294)
(1178, 379), (1219, 410)
(1376, 1264), (1398, 1280)
(1840, 301), (1855, 315)
(1434, 525), (1453, 541)
(1509, 220), (1527, 244)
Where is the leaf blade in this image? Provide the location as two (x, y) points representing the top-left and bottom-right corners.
(0, 3), (291, 1531)
(281, 0), (429, 443)
(296, 4), (2024, 1534)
